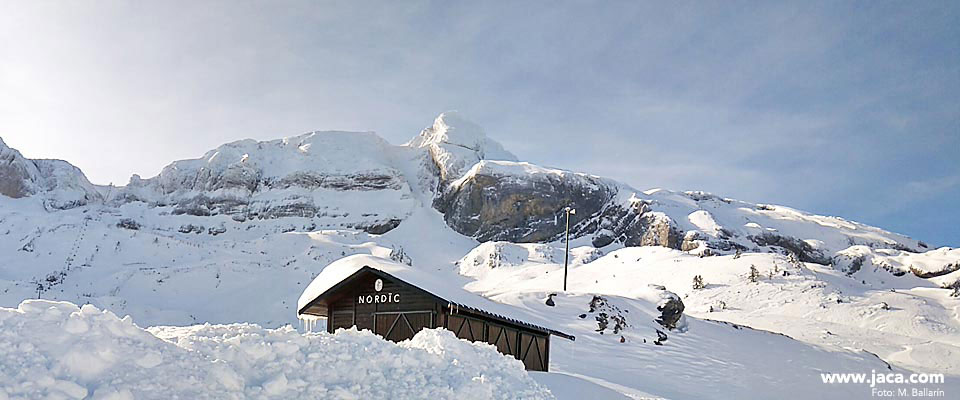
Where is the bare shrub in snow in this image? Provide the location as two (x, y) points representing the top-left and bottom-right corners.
(389, 246), (412, 265)
(116, 218), (141, 230)
(945, 280), (960, 298)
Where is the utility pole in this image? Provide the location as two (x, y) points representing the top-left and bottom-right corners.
(563, 206), (576, 291)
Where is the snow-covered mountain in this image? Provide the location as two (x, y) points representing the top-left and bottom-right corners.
(9, 112), (931, 265)
(1, 112), (957, 399)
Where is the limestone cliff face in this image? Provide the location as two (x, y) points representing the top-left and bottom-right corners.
(433, 160), (683, 249)
(0, 138), (102, 209)
(107, 131), (415, 232)
(0, 138), (36, 199)
(434, 162), (616, 243)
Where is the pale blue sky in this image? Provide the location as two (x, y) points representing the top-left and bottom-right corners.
(1, 1), (957, 245)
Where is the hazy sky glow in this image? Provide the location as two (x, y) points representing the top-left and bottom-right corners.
(1, 1), (957, 245)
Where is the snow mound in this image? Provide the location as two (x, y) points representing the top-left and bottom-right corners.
(457, 241), (603, 280)
(0, 299), (552, 400)
(0, 300), (225, 399)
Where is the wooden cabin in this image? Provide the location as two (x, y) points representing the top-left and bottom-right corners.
(298, 265), (574, 372)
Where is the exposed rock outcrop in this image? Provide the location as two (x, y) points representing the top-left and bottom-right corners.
(654, 289), (686, 331)
(748, 232), (830, 264)
(0, 138), (35, 199)
(435, 161), (615, 242)
(435, 161), (684, 249)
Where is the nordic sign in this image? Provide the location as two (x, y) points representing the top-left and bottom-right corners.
(358, 292), (400, 304)
(358, 278), (399, 304)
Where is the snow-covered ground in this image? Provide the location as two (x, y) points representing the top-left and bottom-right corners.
(461, 243), (960, 376)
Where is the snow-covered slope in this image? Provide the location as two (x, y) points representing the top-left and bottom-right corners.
(460, 243), (960, 376)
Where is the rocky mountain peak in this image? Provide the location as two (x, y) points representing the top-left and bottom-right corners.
(406, 112), (517, 183)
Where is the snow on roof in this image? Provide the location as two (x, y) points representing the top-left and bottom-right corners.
(297, 254), (574, 339)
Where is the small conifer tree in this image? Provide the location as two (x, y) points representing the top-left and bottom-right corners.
(692, 275), (705, 290)
(748, 265), (760, 283)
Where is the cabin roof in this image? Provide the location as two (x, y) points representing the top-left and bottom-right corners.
(297, 255), (575, 340)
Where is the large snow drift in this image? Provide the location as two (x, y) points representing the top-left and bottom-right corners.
(0, 300), (552, 400)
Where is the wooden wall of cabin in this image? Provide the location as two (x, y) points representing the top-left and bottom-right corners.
(445, 312), (550, 372)
(325, 273), (443, 334)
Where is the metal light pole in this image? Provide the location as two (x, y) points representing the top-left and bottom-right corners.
(563, 206), (576, 291)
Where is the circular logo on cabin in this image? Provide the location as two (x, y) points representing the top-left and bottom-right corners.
(374, 279), (383, 292)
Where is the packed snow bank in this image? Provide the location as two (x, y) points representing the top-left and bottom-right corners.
(0, 299), (553, 400)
